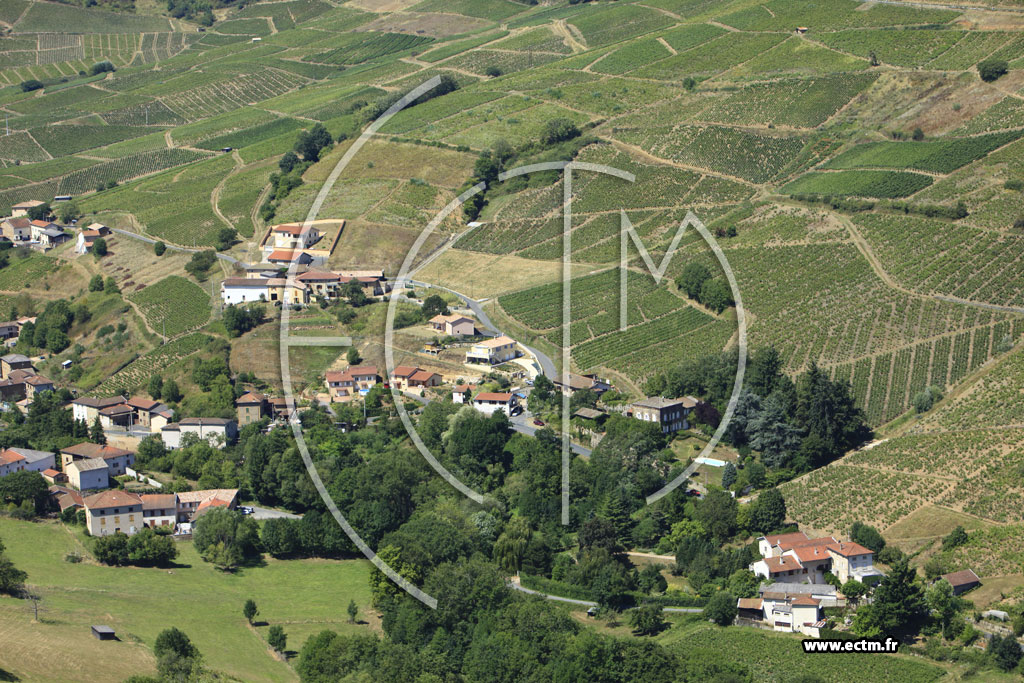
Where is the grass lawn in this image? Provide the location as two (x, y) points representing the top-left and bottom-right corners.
(0, 518), (375, 683)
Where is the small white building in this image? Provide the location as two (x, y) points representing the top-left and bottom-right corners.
(452, 384), (472, 404)
(221, 278), (270, 304)
(472, 392), (517, 416)
(161, 417), (238, 449)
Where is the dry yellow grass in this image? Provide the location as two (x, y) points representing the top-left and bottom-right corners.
(0, 600), (158, 682)
(415, 248), (598, 299)
(308, 139), (475, 190)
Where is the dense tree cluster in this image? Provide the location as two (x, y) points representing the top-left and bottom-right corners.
(646, 347), (871, 477)
(92, 528), (178, 567)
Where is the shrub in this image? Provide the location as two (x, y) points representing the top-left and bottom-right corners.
(90, 60), (116, 76)
(154, 241), (166, 256)
(540, 118), (580, 146)
(20, 79), (44, 92)
(977, 58), (1008, 82)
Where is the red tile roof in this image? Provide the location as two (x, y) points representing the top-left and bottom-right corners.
(62, 443), (133, 460)
(764, 555), (803, 574)
(474, 392), (513, 402)
(409, 370), (437, 382)
(83, 490), (142, 509)
(391, 366), (418, 378)
(827, 541), (873, 557)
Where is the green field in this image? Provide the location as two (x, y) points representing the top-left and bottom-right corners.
(0, 518), (375, 683)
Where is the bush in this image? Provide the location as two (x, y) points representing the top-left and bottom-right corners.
(540, 118), (580, 146)
(90, 60), (116, 76)
(154, 241), (166, 256)
(977, 58), (1008, 82)
(20, 79), (44, 92)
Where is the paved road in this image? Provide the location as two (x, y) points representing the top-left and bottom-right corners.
(510, 412), (592, 457)
(109, 227), (240, 264)
(250, 506), (302, 521)
(509, 581), (701, 613)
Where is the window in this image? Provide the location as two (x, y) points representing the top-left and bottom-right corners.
(115, 516), (120, 524)
(128, 515), (134, 522)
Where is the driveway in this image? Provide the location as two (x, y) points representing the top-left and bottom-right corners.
(406, 279), (558, 378)
(510, 411), (592, 457)
(249, 506), (302, 521)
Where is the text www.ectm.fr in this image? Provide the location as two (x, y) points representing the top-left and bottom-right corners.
(803, 638), (900, 654)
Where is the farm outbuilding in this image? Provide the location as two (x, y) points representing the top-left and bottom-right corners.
(91, 625), (115, 640)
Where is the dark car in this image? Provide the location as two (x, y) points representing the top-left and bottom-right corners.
(533, 419), (545, 426)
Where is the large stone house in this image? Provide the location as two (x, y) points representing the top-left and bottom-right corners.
(629, 396), (699, 434)
(66, 458), (109, 491)
(83, 490), (143, 536)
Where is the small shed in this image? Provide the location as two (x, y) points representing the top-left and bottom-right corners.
(61, 359), (72, 369)
(91, 625), (115, 640)
(573, 407), (606, 424)
(941, 569), (981, 596)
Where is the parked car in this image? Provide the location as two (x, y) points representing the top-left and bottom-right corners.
(240, 506), (254, 515)
(533, 418), (545, 426)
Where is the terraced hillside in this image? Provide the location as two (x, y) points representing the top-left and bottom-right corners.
(0, 0), (1022, 505)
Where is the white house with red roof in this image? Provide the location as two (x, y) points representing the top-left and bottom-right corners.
(751, 531), (881, 585)
(472, 391), (518, 416)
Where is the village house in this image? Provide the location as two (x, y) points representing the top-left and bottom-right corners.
(429, 314), (475, 337)
(71, 396), (128, 423)
(751, 531), (881, 585)
(235, 391), (268, 426)
(472, 392), (518, 416)
(161, 417), (238, 449)
(452, 384), (472, 404)
(466, 336), (520, 365)
(33, 221), (69, 248)
(66, 458), (110, 491)
(1, 217), (33, 242)
(389, 366), (442, 392)
(83, 490), (143, 536)
(0, 321), (19, 341)
(325, 365), (378, 401)
(175, 489), (239, 522)
(629, 396), (699, 434)
(269, 223), (320, 251)
(10, 200), (45, 218)
(140, 493), (177, 528)
(54, 487), (83, 513)
(75, 223), (111, 254)
(1, 353), (33, 379)
(126, 397), (173, 431)
(0, 369), (54, 404)
(295, 270), (342, 299)
(552, 373), (611, 396)
(98, 403), (135, 430)
(61, 443), (135, 477)
(0, 447), (55, 477)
